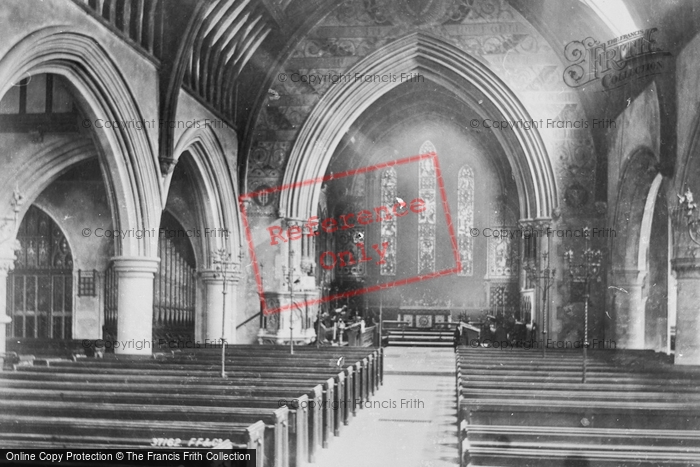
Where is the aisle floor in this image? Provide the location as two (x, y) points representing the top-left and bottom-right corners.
(314, 347), (459, 467)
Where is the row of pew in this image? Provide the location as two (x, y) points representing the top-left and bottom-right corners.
(456, 347), (700, 467)
(0, 344), (383, 467)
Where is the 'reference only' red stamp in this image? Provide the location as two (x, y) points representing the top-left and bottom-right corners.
(239, 151), (461, 316)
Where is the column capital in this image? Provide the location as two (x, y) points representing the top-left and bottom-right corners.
(285, 218), (306, 227)
(612, 268), (645, 285)
(532, 217), (553, 229)
(519, 218), (552, 230)
(199, 268), (241, 284)
(0, 239), (20, 274)
(0, 257), (15, 274)
(110, 256), (160, 275)
(672, 257), (700, 279)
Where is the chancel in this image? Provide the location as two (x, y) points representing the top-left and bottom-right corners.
(0, 1), (699, 466)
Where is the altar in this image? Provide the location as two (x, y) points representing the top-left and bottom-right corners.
(398, 306), (452, 328)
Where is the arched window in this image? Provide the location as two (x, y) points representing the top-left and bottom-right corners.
(418, 141), (436, 274)
(380, 167), (397, 275)
(458, 165), (474, 276)
(8, 206), (73, 339)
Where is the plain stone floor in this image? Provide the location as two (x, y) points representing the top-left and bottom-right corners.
(314, 347), (459, 467)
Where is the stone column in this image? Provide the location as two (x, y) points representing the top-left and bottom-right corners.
(112, 256), (160, 356)
(0, 247), (16, 366)
(201, 269), (239, 344)
(612, 268), (646, 349)
(671, 257), (700, 365)
(280, 219), (304, 338)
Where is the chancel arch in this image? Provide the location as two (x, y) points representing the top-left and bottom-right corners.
(279, 32), (557, 225)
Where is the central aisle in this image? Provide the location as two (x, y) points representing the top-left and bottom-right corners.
(314, 347), (459, 467)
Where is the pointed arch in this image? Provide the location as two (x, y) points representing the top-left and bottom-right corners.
(0, 27), (162, 258)
(279, 32), (557, 225)
(170, 125), (244, 267)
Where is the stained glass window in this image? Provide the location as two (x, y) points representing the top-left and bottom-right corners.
(418, 141), (436, 274)
(380, 167), (397, 275)
(458, 165), (474, 276)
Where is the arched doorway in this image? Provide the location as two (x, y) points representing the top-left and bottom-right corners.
(8, 205), (73, 340)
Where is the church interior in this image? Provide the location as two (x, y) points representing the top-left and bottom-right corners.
(1, 0), (700, 466)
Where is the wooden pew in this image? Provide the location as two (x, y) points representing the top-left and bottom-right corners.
(1, 344), (381, 466)
(455, 348), (700, 467)
(460, 398), (700, 430)
(44, 357), (360, 426)
(0, 378), (323, 463)
(0, 386), (311, 466)
(146, 347), (379, 409)
(134, 347), (380, 417)
(465, 425), (700, 467)
(7, 338), (87, 359)
(182, 345), (383, 393)
(0, 399), (289, 467)
(0, 414), (266, 467)
(21, 360), (351, 438)
(0, 370), (336, 453)
(176, 348), (380, 401)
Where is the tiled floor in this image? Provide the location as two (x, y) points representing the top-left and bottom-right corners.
(314, 347), (459, 467)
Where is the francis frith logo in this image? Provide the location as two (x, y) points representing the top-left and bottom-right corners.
(563, 28), (671, 90)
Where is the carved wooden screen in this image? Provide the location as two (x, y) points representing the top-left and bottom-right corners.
(8, 206), (73, 339)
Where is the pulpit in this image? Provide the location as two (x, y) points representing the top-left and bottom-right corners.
(257, 290), (319, 345)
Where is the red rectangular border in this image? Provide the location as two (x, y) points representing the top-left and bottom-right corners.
(239, 152), (462, 315)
